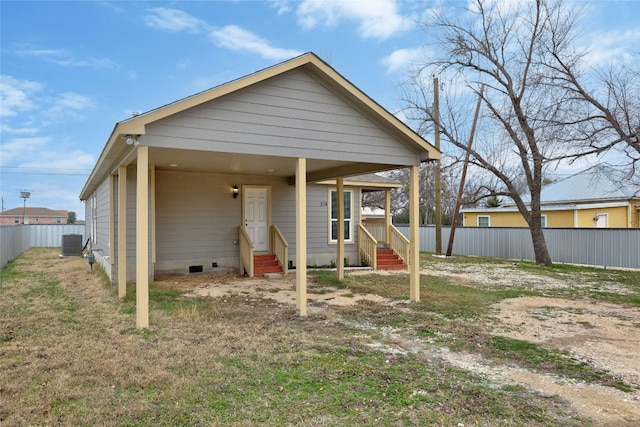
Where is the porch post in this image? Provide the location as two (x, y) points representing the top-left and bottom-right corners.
(336, 176), (344, 280)
(150, 165), (156, 264)
(295, 158), (307, 316)
(136, 146), (149, 329)
(409, 165), (420, 301)
(385, 189), (391, 245)
(109, 175), (115, 266)
(117, 165), (127, 299)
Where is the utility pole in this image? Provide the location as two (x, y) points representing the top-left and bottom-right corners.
(434, 77), (442, 255)
(447, 85), (484, 256)
(20, 190), (31, 224)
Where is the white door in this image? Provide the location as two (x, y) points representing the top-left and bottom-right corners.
(244, 187), (269, 251)
(595, 213), (608, 228)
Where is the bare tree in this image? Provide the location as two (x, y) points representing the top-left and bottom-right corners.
(361, 164), (457, 225)
(403, 0), (638, 265)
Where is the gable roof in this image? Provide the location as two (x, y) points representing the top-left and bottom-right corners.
(81, 52), (438, 200)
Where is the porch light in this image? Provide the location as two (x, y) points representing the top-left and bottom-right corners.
(232, 185), (239, 199)
(123, 134), (140, 146)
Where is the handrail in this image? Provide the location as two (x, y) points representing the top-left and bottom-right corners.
(358, 223), (378, 269)
(389, 224), (410, 267)
(271, 224), (289, 275)
(238, 226), (254, 277)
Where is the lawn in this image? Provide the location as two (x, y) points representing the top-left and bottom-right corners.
(2, 248), (638, 426)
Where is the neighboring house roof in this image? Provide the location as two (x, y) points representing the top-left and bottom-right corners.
(317, 173), (403, 190)
(1, 207), (68, 217)
(81, 52), (438, 200)
(461, 165), (639, 213)
(361, 207), (386, 218)
(527, 165), (638, 205)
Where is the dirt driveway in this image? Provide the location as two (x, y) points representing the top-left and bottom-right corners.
(173, 261), (640, 426)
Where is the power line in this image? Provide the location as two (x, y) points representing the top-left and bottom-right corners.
(1, 166), (90, 176)
(1, 171), (89, 176)
(2, 166), (91, 171)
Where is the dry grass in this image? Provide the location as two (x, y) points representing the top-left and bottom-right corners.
(1, 248), (590, 426)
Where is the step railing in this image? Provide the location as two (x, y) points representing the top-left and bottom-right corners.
(389, 225), (410, 266)
(358, 224), (378, 269)
(238, 226), (254, 277)
(270, 224), (289, 274)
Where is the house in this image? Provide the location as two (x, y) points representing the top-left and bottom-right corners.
(79, 52), (439, 328)
(462, 165), (640, 228)
(0, 207), (68, 225)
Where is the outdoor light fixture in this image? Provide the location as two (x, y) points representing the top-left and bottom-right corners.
(232, 185), (239, 199)
(123, 134), (140, 146)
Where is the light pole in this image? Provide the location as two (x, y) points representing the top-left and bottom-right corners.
(20, 190), (31, 224)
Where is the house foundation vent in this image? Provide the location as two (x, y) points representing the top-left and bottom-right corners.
(189, 265), (203, 273)
(61, 234), (83, 257)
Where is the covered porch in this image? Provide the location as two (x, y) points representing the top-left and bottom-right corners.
(80, 53), (439, 328)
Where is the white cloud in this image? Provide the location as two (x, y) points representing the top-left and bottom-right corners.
(210, 25), (303, 60)
(382, 47), (423, 73)
(581, 27), (640, 68)
(144, 8), (209, 33)
(41, 93), (95, 126)
(0, 135), (94, 174)
(13, 47), (118, 70)
(270, 0), (292, 15)
(0, 136), (51, 166)
(143, 8), (301, 61)
(0, 75), (42, 117)
(0, 124), (39, 135)
(295, 0), (414, 40)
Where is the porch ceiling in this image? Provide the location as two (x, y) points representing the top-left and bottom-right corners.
(148, 147), (400, 182)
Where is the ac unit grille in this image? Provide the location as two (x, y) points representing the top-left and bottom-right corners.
(61, 234), (83, 256)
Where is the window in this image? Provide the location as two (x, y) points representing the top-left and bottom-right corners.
(329, 189), (353, 243)
(14, 217), (19, 224)
(56, 217), (62, 224)
(478, 215), (490, 227)
(541, 215), (547, 228)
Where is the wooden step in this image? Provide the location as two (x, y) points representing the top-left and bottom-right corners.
(376, 248), (407, 271)
(253, 254), (284, 276)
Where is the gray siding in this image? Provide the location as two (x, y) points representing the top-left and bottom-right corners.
(152, 170), (362, 274)
(83, 178), (112, 278)
(304, 185), (360, 267)
(145, 70), (418, 165)
(109, 165), (152, 282)
(95, 178), (110, 255)
(155, 170), (243, 274)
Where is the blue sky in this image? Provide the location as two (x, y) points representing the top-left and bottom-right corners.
(1, 0), (639, 219)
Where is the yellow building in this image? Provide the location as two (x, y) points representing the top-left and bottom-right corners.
(462, 166), (639, 228)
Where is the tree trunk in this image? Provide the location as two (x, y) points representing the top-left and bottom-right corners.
(528, 191), (552, 265)
(529, 221), (552, 266)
